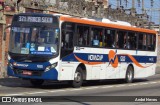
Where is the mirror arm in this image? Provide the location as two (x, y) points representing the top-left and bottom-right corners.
(3, 25), (11, 41)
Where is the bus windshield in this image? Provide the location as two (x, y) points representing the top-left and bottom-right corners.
(9, 26), (59, 57)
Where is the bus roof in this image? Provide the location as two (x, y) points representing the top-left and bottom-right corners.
(59, 16), (157, 34)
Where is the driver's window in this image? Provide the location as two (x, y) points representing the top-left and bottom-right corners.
(62, 31), (73, 49)
(61, 22), (75, 49)
(61, 22), (75, 58)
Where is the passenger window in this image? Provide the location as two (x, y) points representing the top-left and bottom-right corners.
(104, 29), (116, 48)
(147, 34), (156, 51)
(138, 33), (146, 50)
(128, 32), (137, 49)
(91, 28), (103, 47)
(117, 31), (127, 49)
(77, 25), (90, 46)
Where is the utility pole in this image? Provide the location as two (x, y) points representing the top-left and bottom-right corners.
(117, 0), (120, 8)
(131, 0), (135, 16)
(142, 0), (145, 14)
(144, 8), (160, 33)
(132, 0), (135, 9)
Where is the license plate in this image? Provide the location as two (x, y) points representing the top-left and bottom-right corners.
(23, 70), (32, 75)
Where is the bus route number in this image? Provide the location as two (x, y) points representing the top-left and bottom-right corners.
(19, 16), (27, 22)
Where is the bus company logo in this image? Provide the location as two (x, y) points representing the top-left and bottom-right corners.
(88, 55), (103, 61)
(108, 50), (119, 68)
(13, 63), (29, 67)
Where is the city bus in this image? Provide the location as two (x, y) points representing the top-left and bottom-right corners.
(7, 13), (157, 88)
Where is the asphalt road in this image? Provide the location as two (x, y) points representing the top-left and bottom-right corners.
(0, 71), (160, 105)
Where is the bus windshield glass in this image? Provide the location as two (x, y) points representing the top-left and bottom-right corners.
(9, 26), (59, 56)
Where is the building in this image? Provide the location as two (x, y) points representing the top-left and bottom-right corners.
(152, 24), (160, 35)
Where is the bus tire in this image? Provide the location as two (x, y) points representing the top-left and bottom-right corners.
(71, 67), (83, 88)
(125, 66), (134, 83)
(30, 79), (44, 87)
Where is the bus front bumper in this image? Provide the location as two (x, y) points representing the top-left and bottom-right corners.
(7, 66), (58, 80)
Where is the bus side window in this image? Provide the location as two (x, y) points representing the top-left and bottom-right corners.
(77, 25), (90, 46)
(138, 33), (145, 50)
(153, 35), (156, 51)
(117, 31), (127, 49)
(104, 29), (116, 48)
(147, 34), (156, 51)
(128, 32), (137, 49)
(91, 27), (103, 47)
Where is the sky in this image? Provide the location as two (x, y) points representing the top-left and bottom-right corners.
(109, 0), (160, 25)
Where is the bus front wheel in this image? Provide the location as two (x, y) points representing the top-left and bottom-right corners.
(30, 79), (44, 87)
(71, 67), (83, 88)
(125, 66), (134, 83)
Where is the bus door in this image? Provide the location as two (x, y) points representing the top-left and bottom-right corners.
(60, 22), (75, 80)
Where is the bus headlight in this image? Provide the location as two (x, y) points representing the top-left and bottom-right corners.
(45, 66), (50, 72)
(45, 62), (58, 72)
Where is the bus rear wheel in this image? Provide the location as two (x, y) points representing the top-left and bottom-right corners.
(125, 66), (134, 83)
(30, 79), (44, 87)
(71, 67), (83, 88)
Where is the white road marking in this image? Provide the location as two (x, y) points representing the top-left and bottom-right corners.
(128, 84), (138, 87)
(149, 81), (158, 84)
(27, 91), (47, 94)
(143, 82), (149, 84)
(85, 87), (99, 90)
(138, 82), (149, 85)
(2, 80), (160, 96)
(85, 88), (93, 90)
(6, 94), (23, 96)
(115, 85), (126, 87)
(102, 86), (114, 89)
(69, 88), (83, 91)
(49, 89), (66, 93)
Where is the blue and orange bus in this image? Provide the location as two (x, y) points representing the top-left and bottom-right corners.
(7, 13), (157, 88)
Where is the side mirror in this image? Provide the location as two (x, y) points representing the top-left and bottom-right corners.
(3, 25), (11, 41)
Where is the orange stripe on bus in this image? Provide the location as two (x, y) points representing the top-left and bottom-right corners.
(119, 54), (154, 68)
(74, 53), (154, 68)
(60, 16), (157, 34)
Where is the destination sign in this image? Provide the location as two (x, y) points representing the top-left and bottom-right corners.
(18, 16), (53, 23)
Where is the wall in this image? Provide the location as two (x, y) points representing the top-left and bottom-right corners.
(158, 35), (160, 65)
(0, 25), (2, 77)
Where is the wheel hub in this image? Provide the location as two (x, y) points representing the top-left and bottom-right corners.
(128, 71), (132, 80)
(74, 72), (81, 82)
